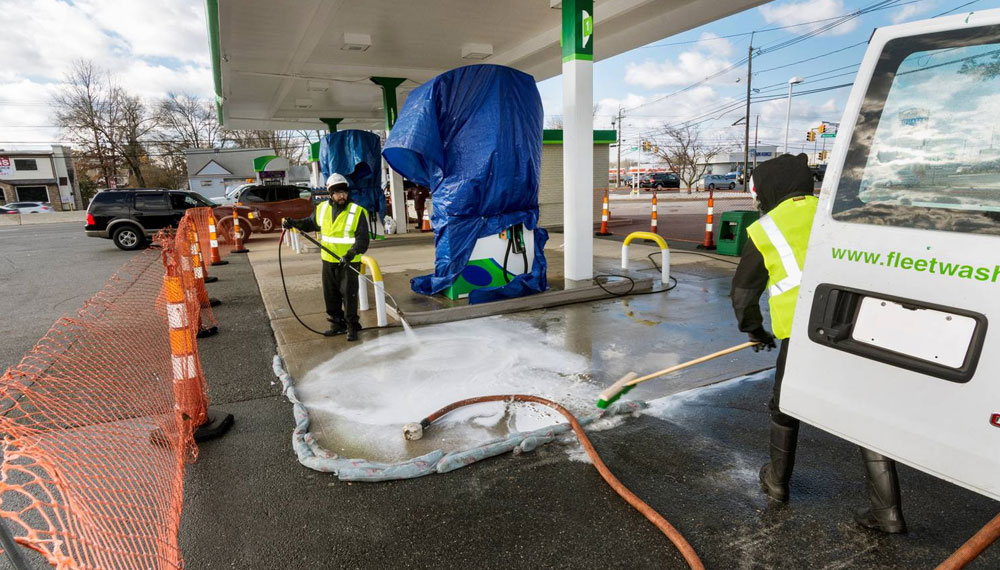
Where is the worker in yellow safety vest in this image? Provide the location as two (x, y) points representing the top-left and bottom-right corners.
(283, 173), (370, 341)
(732, 153), (906, 534)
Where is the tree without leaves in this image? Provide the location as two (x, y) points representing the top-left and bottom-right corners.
(154, 93), (222, 185)
(651, 125), (725, 192)
(53, 60), (158, 187)
(116, 92), (157, 186)
(52, 61), (120, 188)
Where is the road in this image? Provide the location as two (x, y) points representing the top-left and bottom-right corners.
(0, 223), (138, 372)
(605, 192), (757, 245)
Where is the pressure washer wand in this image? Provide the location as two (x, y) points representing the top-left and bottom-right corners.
(596, 341), (760, 409)
(285, 228), (406, 318)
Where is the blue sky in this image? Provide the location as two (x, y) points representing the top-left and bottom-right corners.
(537, 0), (996, 159)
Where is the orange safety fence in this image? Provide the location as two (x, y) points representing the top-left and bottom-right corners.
(174, 215), (218, 336)
(185, 207), (233, 262)
(0, 211), (216, 569)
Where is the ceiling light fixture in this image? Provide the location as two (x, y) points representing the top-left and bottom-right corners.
(461, 43), (493, 60)
(342, 33), (372, 52)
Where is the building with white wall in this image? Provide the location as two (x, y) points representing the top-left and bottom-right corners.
(0, 145), (81, 210)
(185, 147), (276, 200)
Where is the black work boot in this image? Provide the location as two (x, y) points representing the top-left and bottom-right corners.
(345, 327), (359, 342)
(759, 420), (799, 502)
(854, 448), (907, 534)
(324, 319), (347, 337)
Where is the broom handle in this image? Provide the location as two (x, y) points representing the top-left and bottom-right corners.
(626, 342), (760, 387)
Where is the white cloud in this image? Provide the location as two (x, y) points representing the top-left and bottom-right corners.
(0, 0), (213, 145)
(624, 41), (740, 89)
(891, 2), (937, 24)
(699, 32), (734, 58)
(0, 79), (66, 145)
(74, 0), (210, 65)
(759, 0), (858, 37)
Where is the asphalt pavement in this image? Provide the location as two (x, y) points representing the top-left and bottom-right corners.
(0, 223), (146, 372)
(1, 223), (997, 569)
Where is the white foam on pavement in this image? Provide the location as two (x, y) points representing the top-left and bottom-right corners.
(296, 317), (599, 461)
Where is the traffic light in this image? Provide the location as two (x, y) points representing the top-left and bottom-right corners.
(807, 131), (816, 142)
(818, 124), (826, 134)
(641, 141), (651, 152)
(819, 150), (828, 161)
(653, 145), (659, 154)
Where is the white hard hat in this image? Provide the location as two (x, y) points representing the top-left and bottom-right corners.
(326, 173), (349, 190)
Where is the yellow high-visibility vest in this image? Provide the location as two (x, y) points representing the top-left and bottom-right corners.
(316, 201), (366, 263)
(745, 195), (818, 339)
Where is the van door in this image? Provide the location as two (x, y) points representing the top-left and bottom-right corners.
(781, 13), (1000, 502)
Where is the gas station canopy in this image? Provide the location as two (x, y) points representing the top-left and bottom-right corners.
(209, 0), (768, 131)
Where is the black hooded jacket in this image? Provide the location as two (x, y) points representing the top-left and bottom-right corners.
(731, 153), (816, 333)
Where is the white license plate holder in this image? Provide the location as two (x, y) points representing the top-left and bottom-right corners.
(851, 297), (976, 369)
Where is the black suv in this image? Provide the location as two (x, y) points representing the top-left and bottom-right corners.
(639, 172), (681, 190)
(85, 189), (219, 250)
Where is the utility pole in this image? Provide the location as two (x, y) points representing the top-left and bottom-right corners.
(742, 32), (754, 187)
(616, 107), (623, 187)
(753, 115), (759, 171)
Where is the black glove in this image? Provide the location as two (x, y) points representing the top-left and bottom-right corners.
(748, 327), (776, 352)
(282, 218), (295, 230)
(340, 249), (356, 268)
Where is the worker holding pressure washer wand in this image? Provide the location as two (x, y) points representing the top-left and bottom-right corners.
(733, 153), (906, 534)
(283, 173), (370, 341)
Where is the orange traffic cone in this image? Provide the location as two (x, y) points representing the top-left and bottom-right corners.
(650, 190), (659, 234)
(421, 199), (432, 232)
(597, 189), (612, 236)
(698, 189), (716, 250)
(231, 206), (249, 254)
(191, 225), (217, 284)
(208, 212), (228, 266)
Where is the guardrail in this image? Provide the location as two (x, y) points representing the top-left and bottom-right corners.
(358, 254), (388, 327)
(621, 231), (670, 284)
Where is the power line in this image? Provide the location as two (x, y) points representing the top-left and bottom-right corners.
(638, 0), (930, 50)
(623, 0), (901, 113)
(934, 0), (980, 17)
(753, 41), (869, 74)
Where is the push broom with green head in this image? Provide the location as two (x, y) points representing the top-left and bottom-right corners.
(596, 341), (760, 409)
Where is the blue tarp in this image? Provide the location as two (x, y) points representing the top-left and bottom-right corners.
(320, 130), (386, 220)
(382, 64), (547, 302)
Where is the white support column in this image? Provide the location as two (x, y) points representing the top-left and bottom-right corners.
(387, 164), (406, 234)
(562, 0), (594, 282)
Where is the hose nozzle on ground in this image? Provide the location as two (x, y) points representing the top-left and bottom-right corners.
(402, 422), (425, 441)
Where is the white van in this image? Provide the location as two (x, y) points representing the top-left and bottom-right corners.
(780, 10), (1000, 502)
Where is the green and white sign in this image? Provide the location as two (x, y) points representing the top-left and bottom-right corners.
(562, 0), (594, 63)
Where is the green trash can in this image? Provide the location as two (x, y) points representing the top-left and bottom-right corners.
(716, 210), (760, 257)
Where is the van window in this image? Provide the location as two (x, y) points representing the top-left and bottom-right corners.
(833, 26), (1000, 236)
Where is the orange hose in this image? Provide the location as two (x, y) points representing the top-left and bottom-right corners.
(935, 513), (1000, 570)
(423, 395), (706, 570)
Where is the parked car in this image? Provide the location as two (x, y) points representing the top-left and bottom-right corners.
(0, 206), (19, 215)
(697, 174), (738, 190)
(85, 188), (263, 251)
(4, 201), (53, 213)
(811, 164), (827, 182)
(230, 184), (314, 232)
(212, 182), (255, 206)
(639, 172), (681, 190)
